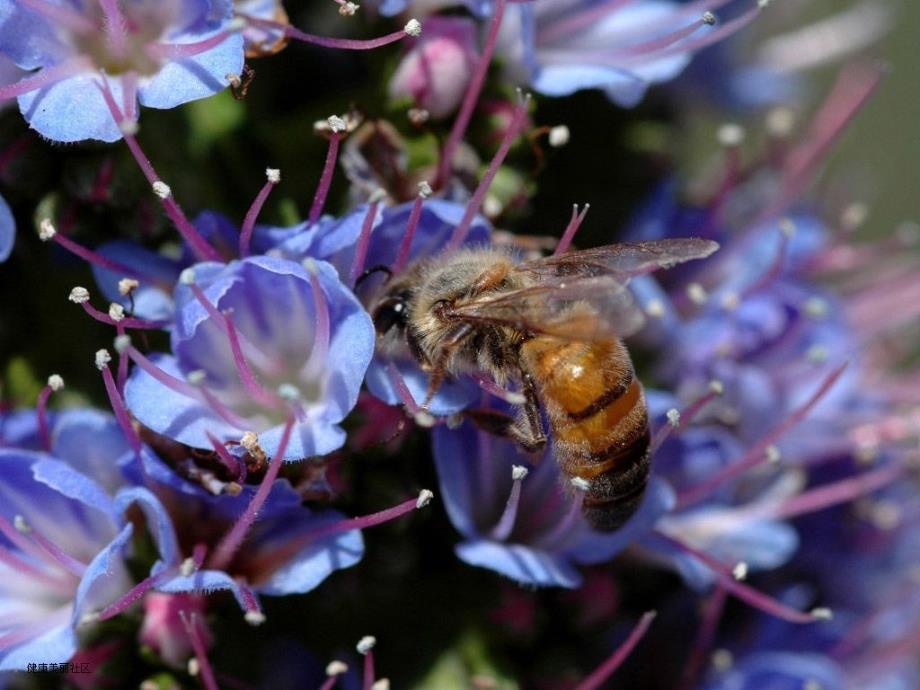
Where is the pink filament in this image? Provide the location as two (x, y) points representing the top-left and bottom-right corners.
(575, 611), (657, 690)
(472, 374), (525, 406)
(36, 384), (54, 452)
(489, 475), (525, 541)
(435, 0), (507, 188)
(349, 202), (381, 287)
(239, 179), (277, 257)
(677, 362), (848, 508)
(392, 194), (425, 274)
(180, 611), (219, 690)
(206, 432), (242, 479)
(124, 346), (199, 398)
(98, 0), (129, 58)
(50, 231), (152, 282)
(309, 134), (342, 225)
(20, 523), (87, 578)
(19, 0), (94, 32)
(677, 584), (728, 690)
(240, 14), (411, 50)
(0, 514), (73, 579)
(209, 416), (296, 571)
(445, 96), (529, 252)
(79, 301), (167, 330)
(95, 78), (221, 263)
(554, 204), (591, 255)
(100, 363), (143, 456)
(115, 324), (129, 392)
(302, 268), (331, 378)
(650, 389), (720, 453)
(148, 31), (235, 61)
(536, 489), (586, 549)
(0, 57), (91, 101)
(385, 363), (424, 415)
(362, 650), (376, 690)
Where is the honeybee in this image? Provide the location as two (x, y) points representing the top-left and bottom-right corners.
(370, 238), (719, 531)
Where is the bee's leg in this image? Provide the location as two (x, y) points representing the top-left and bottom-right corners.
(462, 374), (546, 454)
(420, 324), (473, 409)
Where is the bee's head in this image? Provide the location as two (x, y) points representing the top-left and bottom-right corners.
(371, 286), (413, 336)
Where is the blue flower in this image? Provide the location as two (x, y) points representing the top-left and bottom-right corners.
(0, 0), (244, 142)
(124, 255), (375, 460)
(432, 415), (672, 588)
(0, 191), (13, 263)
(701, 652), (845, 690)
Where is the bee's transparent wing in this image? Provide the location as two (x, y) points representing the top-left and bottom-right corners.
(517, 238), (720, 283)
(447, 276), (646, 341)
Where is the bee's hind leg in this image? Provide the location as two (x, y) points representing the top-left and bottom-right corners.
(462, 375), (547, 455)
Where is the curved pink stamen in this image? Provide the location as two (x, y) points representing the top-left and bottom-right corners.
(239, 179), (277, 258)
(147, 31), (235, 61)
(309, 133), (342, 225)
(20, 0), (95, 32)
(555, 204), (591, 255)
(0, 57), (92, 101)
(180, 611), (219, 690)
(575, 611), (657, 690)
(240, 14), (411, 50)
(349, 203), (380, 287)
(392, 194), (425, 274)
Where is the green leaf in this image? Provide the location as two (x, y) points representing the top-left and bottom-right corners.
(4, 357), (43, 407)
(411, 630), (518, 690)
(185, 91), (246, 156)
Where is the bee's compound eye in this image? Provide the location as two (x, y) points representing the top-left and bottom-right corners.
(372, 298), (407, 335)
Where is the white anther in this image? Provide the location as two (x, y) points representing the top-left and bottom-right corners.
(446, 413), (463, 429)
(226, 73), (242, 88)
(766, 107), (795, 137)
(717, 123), (745, 147)
(732, 561), (749, 581)
(327, 115), (347, 133)
(356, 636), (376, 654)
(152, 181), (171, 199)
(804, 297), (828, 318)
(708, 379), (724, 395)
(277, 383), (301, 401)
(179, 556), (197, 577)
(179, 268), (196, 285)
(79, 611), (101, 626)
(369, 187), (388, 204)
(841, 202), (869, 232)
(119, 119), (139, 136)
(69, 286), (90, 304)
(239, 431), (259, 453)
(810, 607), (833, 621)
(571, 476), (591, 491)
(779, 217), (797, 237)
(108, 302), (126, 322)
(113, 334), (132, 354)
(404, 18), (422, 37)
(666, 408), (681, 427)
(339, 2), (359, 15)
(227, 16), (247, 32)
(870, 500), (901, 530)
(326, 660), (349, 676)
(702, 11), (717, 25)
(645, 299), (665, 318)
(118, 278), (139, 296)
(13, 515), (30, 534)
(548, 125), (570, 147)
(719, 291), (740, 312)
(806, 345), (829, 363)
(266, 168), (281, 184)
(408, 108), (430, 124)
(765, 444), (781, 464)
(757, 0), (771, 8)
(95, 349), (112, 370)
(418, 180), (433, 198)
(803, 680), (823, 690)
(244, 610), (266, 626)
(187, 369), (207, 385)
(711, 648), (733, 671)
(38, 218), (57, 241)
(686, 282), (708, 305)
(301, 257), (319, 275)
(371, 680), (390, 690)
(416, 489), (434, 508)
(187, 658), (201, 677)
(414, 410), (436, 428)
(511, 465), (529, 481)
(47, 374), (64, 391)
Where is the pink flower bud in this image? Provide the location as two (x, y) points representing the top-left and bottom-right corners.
(388, 17), (476, 119)
(139, 593), (211, 669)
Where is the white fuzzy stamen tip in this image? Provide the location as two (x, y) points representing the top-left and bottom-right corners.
(120, 119), (139, 136)
(187, 658), (201, 677)
(686, 282), (708, 305)
(511, 465), (529, 480)
(179, 268), (196, 285)
(720, 291), (740, 311)
(571, 476), (591, 491)
(277, 383), (301, 401)
(371, 680), (390, 690)
(711, 648), (733, 671)
(548, 125), (570, 147)
(702, 11), (717, 25)
(645, 299), (665, 318)
(266, 168), (281, 184)
(113, 334), (132, 354)
(810, 607), (833, 621)
(779, 217), (797, 237)
(339, 2), (359, 15)
(708, 380), (724, 395)
(227, 16), (247, 32)
(152, 181), (171, 199)
(765, 444), (781, 464)
(418, 180), (433, 198)
(732, 561), (749, 581)
(79, 611), (100, 626)
(416, 489), (434, 508)
(47, 374), (65, 391)
(38, 218), (57, 241)
(404, 18), (422, 37)
(108, 303), (126, 322)
(804, 297), (828, 318)
(666, 408), (681, 427)
(244, 610), (266, 626)
(69, 286), (90, 304)
(414, 410), (435, 428)
(118, 278), (140, 295)
(240, 431), (259, 452)
(806, 345), (829, 364)
(356, 636), (376, 654)
(13, 515), (30, 533)
(327, 115), (347, 133)
(179, 556), (197, 577)
(717, 123), (745, 147)
(326, 660), (349, 676)
(95, 349), (112, 370)
(187, 369), (206, 385)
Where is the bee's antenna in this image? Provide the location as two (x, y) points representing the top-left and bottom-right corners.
(355, 264), (393, 288)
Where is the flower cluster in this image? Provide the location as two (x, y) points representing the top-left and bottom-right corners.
(0, 1), (916, 689)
